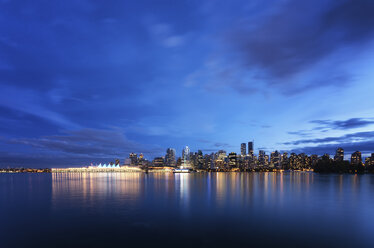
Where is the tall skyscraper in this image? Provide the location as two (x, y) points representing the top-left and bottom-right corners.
(165, 148), (176, 167)
(228, 152), (238, 168)
(182, 146), (190, 161)
(182, 146), (192, 168)
(271, 150), (281, 167)
(241, 143), (246, 156)
(258, 150), (265, 166)
(351, 151), (362, 165)
(129, 153), (138, 166)
(334, 147), (344, 161)
(248, 141), (254, 154)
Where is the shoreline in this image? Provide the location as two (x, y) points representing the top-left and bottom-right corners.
(0, 168), (371, 174)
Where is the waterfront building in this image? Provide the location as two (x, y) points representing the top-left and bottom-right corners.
(270, 150), (281, 168)
(129, 153), (138, 166)
(370, 153), (374, 166)
(241, 143), (246, 156)
(204, 153), (214, 169)
(248, 141), (254, 155)
(228, 152), (238, 168)
(264, 155), (269, 166)
(197, 150), (204, 169)
(153, 157), (165, 167)
(182, 146), (190, 161)
(334, 148), (344, 161)
(258, 150), (266, 166)
(351, 151), (362, 166)
(165, 148), (176, 167)
(181, 146), (192, 169)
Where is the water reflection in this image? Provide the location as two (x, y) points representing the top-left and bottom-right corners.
(3, 172), (374, 247)
(52, 172), (144, 210)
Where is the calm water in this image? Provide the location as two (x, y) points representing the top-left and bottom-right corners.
(1, 172), (374, 248)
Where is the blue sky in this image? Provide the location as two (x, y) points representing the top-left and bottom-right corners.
(1, 0), (374, 167)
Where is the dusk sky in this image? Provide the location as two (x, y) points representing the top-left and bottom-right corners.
(1, 0), (374, 167)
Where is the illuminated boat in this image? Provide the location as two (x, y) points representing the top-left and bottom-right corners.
(173, 168), (190, 173)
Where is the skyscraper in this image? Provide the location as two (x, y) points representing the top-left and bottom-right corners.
(165, 148), (176, 167)
(129, 153), (138, 166)
(351, 151), (362, 166)
(182, 146), (190, 161)
(248, 141), (254, 154)
(258, 150), (265, 166)
(334, 147), (344, 161)
(182, 146), (192, 168)
(271, 150), (281, 167)
(241, 143), (246, 156)
(228, 152), (238, 168)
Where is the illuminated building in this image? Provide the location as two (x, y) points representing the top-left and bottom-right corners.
(165, 148), (176, 167)
(182, 146), (190, 161)
(258, 150), (266, 166)
(334, 148), (344, 161)
(197, 150), (204, 169)
(129, 153), (138, 166)
(241, 143), (246, 156)
(264, 155), (269, 166)
(152, 157), (165, 167)
(270, 150), (281, 168)
(214, 150), (227, 169)
(248, 141), (254, 154)
(351, 151), (362, 166)
(181, 146), (192, 169)
(228, 152), (238, 168)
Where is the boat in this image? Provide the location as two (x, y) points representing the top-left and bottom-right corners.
(173, 168), (190, 173)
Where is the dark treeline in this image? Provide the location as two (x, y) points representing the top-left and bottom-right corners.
(314, 156), (367, 173)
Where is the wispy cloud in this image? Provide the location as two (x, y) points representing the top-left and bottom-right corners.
(8, 128), (163, 159)
(283, 131), (374, 146)
(310, 118), (374, 130)
(0, 84), (78, 128)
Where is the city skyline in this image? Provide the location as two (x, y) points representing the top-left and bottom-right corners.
(1, 0), (374, 167)
(120, 143), (369, 167)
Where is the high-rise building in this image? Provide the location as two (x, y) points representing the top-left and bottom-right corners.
(248, 141), (254, 154)
(165, 148), (176, 167)
(264, 155), (269, 166)
(334, 147), (344, 161)
(228, 152), (238, 168)
(129, 153), (138, 166)
(182, 146), (190, 161)
(241, 143), (246, 156)
(258, 150), (265, 166)
(351, 151), (362, 166)
(197, 150), (204, 169)
(152, 157), (165, 167)
(182, 146), (192, 168)
(271, 150), (281, 167)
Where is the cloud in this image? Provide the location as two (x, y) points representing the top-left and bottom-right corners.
(283, 131), (374, 146)
(214, 142), (231, 148)
(8, 128), (163, 159)
(288, 131), (312, 137)
(290, 141), (374, 156)
(226, 0), (374, 92)
(148, 22), (186, 48)
(287, 117), (374, 140)
(310, 118), (374, 130)
(0, 84), (78, 128)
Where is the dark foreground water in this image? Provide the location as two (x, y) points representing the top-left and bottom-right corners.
(1, 172), (374, 248)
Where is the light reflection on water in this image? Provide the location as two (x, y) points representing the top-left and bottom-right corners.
(2, 172), (374, 247)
